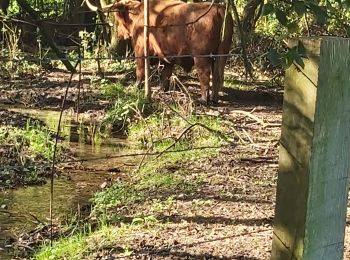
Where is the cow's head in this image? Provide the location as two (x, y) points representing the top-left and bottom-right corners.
(85, 0), (142, 40)
(112, 1), (142, 40)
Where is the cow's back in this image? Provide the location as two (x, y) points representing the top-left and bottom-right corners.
(136, 0), (230, 56)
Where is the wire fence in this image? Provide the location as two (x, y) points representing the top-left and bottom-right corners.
(0, 1), (269, 249)
(0, 52), (245, 62)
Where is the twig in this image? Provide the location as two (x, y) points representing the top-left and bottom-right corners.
(160, 100), (191, 124)
(129, 105), (154, 145)
(14, 243), (34, 251)
(28, 213), (47, 226)
(0, 210), (12, 215)
(229, 0), (253, 79)
(230, 109), (265, 126)
(156, 121), (229, 159)
(304, 13), (311, 37)
(173, 75), (193, 103)
(230, 128), (247, 144)
(242, 128), (255, 144)
(156, 123), (198, 158)
(134, 144), (153, 172)
(162, 98), (228, 141)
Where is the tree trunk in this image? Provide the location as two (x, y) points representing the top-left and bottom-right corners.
(16, 0), (76, 72)
(241, 0), (263, 33)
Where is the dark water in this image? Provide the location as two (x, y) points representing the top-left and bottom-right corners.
(0, 107), (132, 259)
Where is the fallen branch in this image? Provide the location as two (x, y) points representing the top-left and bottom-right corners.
(135, 144), (154, 172)
(58, 145), (230, 165)
(156, 123), (199, 158)
(230, 109), (265, 127)
(242, 128), (255, 144)
(156, 121), (229, 159)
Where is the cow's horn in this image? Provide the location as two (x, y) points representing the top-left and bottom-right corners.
(84, 0), (98, 12)
(84, 0), (114, 12)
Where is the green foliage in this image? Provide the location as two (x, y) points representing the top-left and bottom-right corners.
(128, 113), (229, 152)
(260, 0), (350, 37)
(23, 122), (58, 160)
(108, 60), (135, 74)
(98, 79), (146, 130)
(0, 122), (63, 188)
(257, 0), (350, 79)
(79, 31), (96, 58)
(6, 0), (65, 17)
(92, 183), (142, 212)
(34, 234), (87, 260)
(0, 122), (58, 161)
(34, 215), (160, 259)
(0, 23), (42, 78)
(91, 112), (226, 214)
(267, 40), (306, 69)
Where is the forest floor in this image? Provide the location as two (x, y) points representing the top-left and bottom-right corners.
(1, 66), (350, 259)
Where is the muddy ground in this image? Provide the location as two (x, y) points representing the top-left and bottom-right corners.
(1, 68), (350, 259)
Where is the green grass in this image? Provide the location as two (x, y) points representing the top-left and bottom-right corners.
(91, 112), (229, 214)
(0, 122), (64, 188)
(34, 216), (161, 259)
(92, 183), (142, 213)
(33, 105), (231, 259)
(35, 233), (88, 260)
(96, 79), (148, 132)
(128, 113), (229, 152)
(0, 122), (59, 161)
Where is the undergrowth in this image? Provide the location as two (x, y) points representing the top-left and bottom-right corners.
(97, 79), (148, 133)
(33, 103), (232, 258)
(0, 121), (63, 188)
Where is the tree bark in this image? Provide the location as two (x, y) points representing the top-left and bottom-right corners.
(241, 0), (263, 33)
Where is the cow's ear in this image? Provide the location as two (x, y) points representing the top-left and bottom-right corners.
(113, 4), (130, 24)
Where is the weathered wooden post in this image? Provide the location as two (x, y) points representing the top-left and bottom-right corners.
(271, 37), (350, 259)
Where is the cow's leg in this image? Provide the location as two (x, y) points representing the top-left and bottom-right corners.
(135, 56), (145, 88)
(212, 56), (226, 103)
(194, 57), (211, 104)
(160, 62), (174, 92)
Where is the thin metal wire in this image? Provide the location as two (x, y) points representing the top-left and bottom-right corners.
(49, 60), (79, 247)
(0, 52), (243, 63)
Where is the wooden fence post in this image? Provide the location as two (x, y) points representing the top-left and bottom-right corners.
(271, 37), (350, 260)
(144, 0), (151, 102)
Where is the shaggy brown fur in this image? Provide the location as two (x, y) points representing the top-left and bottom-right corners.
(110, 0), (233, 103)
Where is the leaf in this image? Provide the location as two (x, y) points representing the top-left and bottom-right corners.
(345, 0), (350, 8)
(284, 46), (305, 69)
(131, 217), (144, 225)
(345, 24), (350, 37)
(275, 8), (288, 26)
(309, 4), (328, 25)
(287, 21), (299, 33)
(262, 3), (275, 16)
(294, 54), (305, 69)
(297, 41), (306, 57)
(266, 49), (281, 66)
(293, 1), (307, 16)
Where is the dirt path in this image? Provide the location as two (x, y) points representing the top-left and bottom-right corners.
(84, 103), (281, 260)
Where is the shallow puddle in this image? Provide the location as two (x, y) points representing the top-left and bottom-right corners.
(0, 106), (134, 259)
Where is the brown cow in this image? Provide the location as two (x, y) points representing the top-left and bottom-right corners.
(86, 0), (233, 104)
